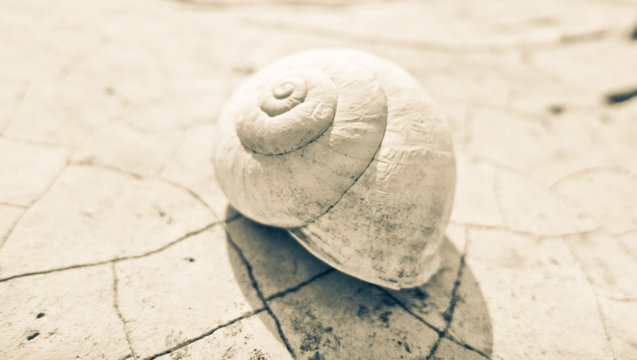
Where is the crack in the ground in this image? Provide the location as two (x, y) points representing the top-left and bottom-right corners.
(377, 229), (491, 360)
(377, 287), (444, 335)
(112, 262), (137, 359)
(56, 40), (105, 83)
(450, 221), (602, 239)
(562, 235), (618, 360)
(71, 161), (223, 220)
(225, 229), (297, 359)
(243, 17), (615, 54)
(0, 133), (72, 149)
(612, 229), (637, 263)
(0, 156), (71, 252)
(0, 82), (30, 135)
(155, 129), (187, 176)
(73, 160), (145, 180)
(470, 156), (628, 229)
(159, 177), (217, 216)
(426, 253), (467, 360)
(0, 201), (27, 209)
(599, 294), (637, 303)
(144, 307), (268, 360)
(0, 219), (231, 283)
(264, 268), (334, 301)
(468, 156), (606, 237)
(142, 264), (332, 359)
(0, 214), (25, 253)
(548, 166), (634, 190)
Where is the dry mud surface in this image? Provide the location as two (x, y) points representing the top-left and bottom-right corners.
(1, 0), (637, 359)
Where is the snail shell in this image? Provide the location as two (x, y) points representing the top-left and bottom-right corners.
(213, 49), (456, 290)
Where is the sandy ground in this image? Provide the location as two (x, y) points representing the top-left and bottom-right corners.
(1, 0), (636, 359)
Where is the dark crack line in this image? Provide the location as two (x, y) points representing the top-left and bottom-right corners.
(377, 287), (443, 335)
(143, 266), (332, 358)
(0, 201), (27, 209)
(443, 228), (490, 359)
(225, 230), (296, 359)
(426, 254), (467, 360)
(376, 228), (491, 359)
(0, 220), (229, 283)
(378, 274), (490, 357)
(144, 307), (267, 360)
(445, 334), (491, 359)
(265, 268), (334, 301)
(112, 262), (137, 359)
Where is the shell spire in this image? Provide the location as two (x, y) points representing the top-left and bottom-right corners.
(213, 49), (456, 289)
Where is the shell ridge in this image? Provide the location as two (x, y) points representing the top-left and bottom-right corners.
(236, 70), (341, 157)
(292, 70), (389, 226)
(239, 106), (338, 157)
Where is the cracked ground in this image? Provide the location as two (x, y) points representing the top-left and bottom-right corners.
(1, 0), (637, 359)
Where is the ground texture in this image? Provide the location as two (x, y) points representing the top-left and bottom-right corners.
(1, 0), (637, 359)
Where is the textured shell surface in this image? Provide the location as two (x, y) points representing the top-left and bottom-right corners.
(213, 49), (456, 290)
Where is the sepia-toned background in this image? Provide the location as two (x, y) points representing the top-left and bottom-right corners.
(1, 0), (636, 359)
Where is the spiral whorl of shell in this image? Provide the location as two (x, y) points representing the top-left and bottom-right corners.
(213, 49), (456, 289)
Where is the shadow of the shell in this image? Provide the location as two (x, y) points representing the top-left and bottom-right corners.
(225, 208), (492, 360)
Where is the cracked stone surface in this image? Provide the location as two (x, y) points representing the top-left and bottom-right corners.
(0, 265), (131, 359)
(114, 225), (260, 359)
(154, 313), (294, 360)
(1, 0), (636, 359)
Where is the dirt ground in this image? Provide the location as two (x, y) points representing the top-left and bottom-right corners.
(1, 0), (636, 359)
